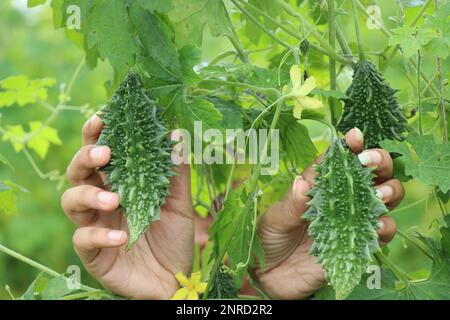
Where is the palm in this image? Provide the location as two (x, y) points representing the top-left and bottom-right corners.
(83, 203), (194, 299)
(257, 216), (325, 299)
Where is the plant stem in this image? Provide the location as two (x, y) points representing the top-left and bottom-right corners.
(274, 0), (353, 66)
(62, 290), (106, 300)
(200, 79), (279, 96)
(222, 1), (250, 63)
(205, 97), (285, 298)
(355, 0), (440, 96)
(327, 0), (338, 125)
(335, 23), (354, 59)
(352, 0), (365, 61)
(208, 50), (236, 66)
(396, 230), (434, 260)
(411, 0), (433, 27)
(435, 1), (448, 142)
(374, 251), (411, 285)
(434, 186), (448, 217)
(66, 60), (85, 97)
(0, 243), (101, 294)
(231, 0), (292, 49)
(417, 50), (423, 135)
(388, 197), (428, 216)
(227, 34), (250, 64)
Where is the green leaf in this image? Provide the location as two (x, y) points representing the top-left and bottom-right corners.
(179, 45), (202, 86)
(210, 187), (262, 285)
(168, 0), (231, 48)
(21, 273), (49, 300)
(41, 275), (77, 300)
(27, 122), (63, 159)
(0, 76), (56, 108)
(0, 180), (25, 216)
(137, 0), (173, 13)
(425, 38), (450, 59)
(209, 98), (244, 130)
(2, 125), (26, 152)
(27, 0), (47, 7)
(86, 0), (137, 81)
(129, 4), (183, 82)
(21, 273), (79, 300)
(389, 25), (434, 59)
(277, 113), (317, 170)
(177, 98), (223, 133)
(380, 134), (450, 192)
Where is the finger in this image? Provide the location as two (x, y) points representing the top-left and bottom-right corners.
(377, 216), (397, 245)
(61, 185), (120, 226)
(82, 114), (104, 146)
(345, 127), (364, 154)
(357, 148), (393, 182)
(73, 227), (127, 263)
(375, 179), (405, 209)
(259, 175), (312, 232)
(164, 164), (194, 220)
(67, 145), (110, 186)
(301, 154), (324, 186)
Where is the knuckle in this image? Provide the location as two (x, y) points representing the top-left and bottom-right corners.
(392, 179), (405, 197)
(61, 189), (72, 213)
(87, 227), (99, 242)
(376, 148), (391, 163)
(72, 228), (83, 246)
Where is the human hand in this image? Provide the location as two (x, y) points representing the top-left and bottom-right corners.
(61, 115), (194, 299)
(253, 128), (405, 299)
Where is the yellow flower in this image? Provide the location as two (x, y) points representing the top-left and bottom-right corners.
(171, 272), (207, 300)
(288, 64), (323, 119)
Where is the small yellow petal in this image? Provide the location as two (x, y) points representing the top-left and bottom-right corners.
(289, 65), (302, 87)
(293, 100), (303, 119)
(190, 272), (202, 285)
(187, 289), (199, 300)
(298, 96), (323, 109)
(297, 76), (316, 96)
(171, 288), (189, 300)
(175, 272), (191, 287)
(195, 282), (208, 293)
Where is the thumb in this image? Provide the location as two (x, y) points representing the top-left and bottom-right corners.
(259, 175), (312, 232)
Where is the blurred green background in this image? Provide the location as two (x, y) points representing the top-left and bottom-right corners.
(0, 0), (444, 299)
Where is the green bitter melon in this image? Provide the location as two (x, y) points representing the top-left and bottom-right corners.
(98, 73), (175, 249)
(304, 138), (388, 300)
(208, 265), (239, 299)
(337, 61), (407, 149)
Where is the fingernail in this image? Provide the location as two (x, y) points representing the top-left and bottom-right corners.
(90, 146), (105, 161)
(354, 127), (363, 142)
(292, 175), (304, 199)
(358, 151), (382, 167)
(98, 191), (113, 204)
(108, 230), (124, 242)
(376, 185), (393, 200)
(377, 220), (385, 230)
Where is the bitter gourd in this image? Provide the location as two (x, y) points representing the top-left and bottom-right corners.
(97, 73), (175, 249)
(304, 138), (388, 300)
(337, 61), (407, 149)
(208, 265), (239, 299)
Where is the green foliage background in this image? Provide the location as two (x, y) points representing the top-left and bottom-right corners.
(0, 0), (447, 299)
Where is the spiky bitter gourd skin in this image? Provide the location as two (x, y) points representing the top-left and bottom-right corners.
(97, 73), (175, 249)
(208, 265), (239, 299)
(304, 138), (388, 300)
(337, 61), (407, 149)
